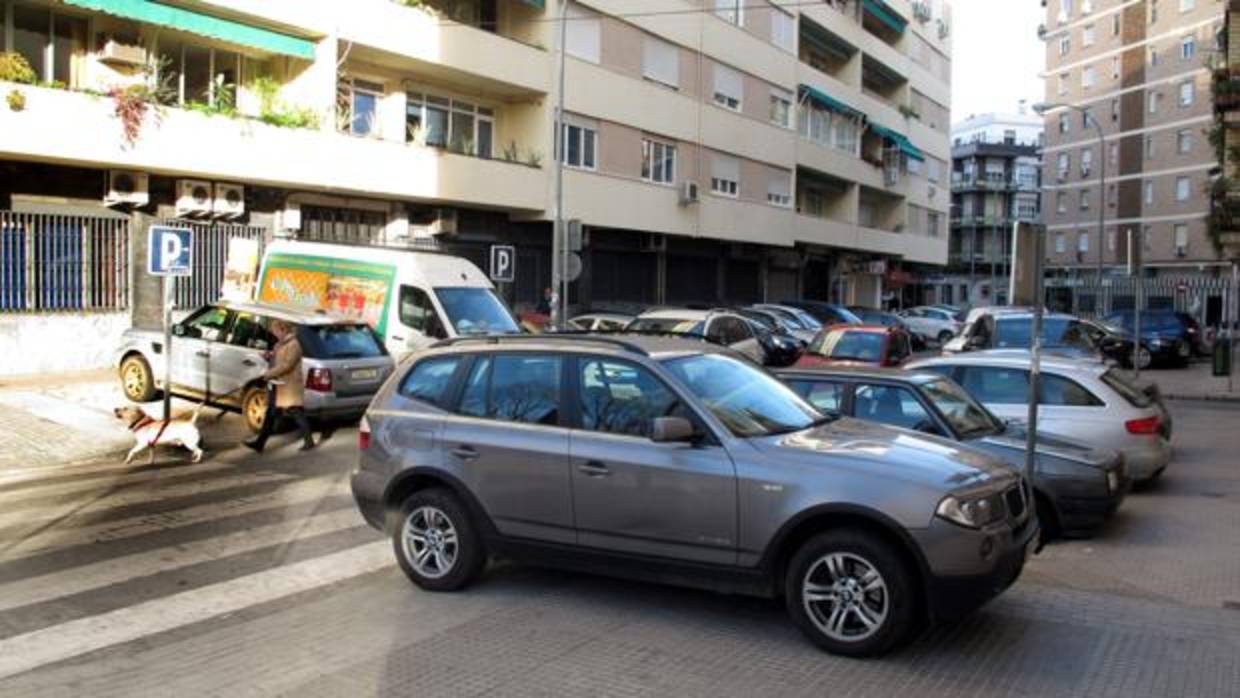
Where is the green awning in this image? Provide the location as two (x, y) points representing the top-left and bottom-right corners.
(800, 16), (856, 63)
(798, 85), (864, 121)
(515, 0), (545, 7)
(63, 0), (316, 60)
(863, 0), (908, 34)
(870, 123), (924, 161)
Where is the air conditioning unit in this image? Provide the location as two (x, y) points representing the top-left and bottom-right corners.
(103, 170), (149, 207)
(98, 39), (146, 67)
(642, 233), (667, 253)
(213, 182), (245, 219)
(428, 208), (458, 236)
(678, 180), (700, 205)
(176, 179), (214, 218)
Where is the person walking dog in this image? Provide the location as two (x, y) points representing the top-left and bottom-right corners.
(245, 320), (315, 453)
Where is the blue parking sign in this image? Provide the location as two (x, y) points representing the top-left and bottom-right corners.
(148, 226), (193, 276)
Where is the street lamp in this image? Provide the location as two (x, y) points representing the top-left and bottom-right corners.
(1033, 102), (1106, 286)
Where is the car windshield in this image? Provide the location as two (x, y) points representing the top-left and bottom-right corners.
(741, 311), (780, 331)
(298, 324), (387, 359)
(662, 354), (821, 437)
(628, 317), (704, 335)
(434, 287), (520, 336)
(762, 309), (807, 330)
(921, 378), (1001, 438)
(810, 330), (884, 362)
(995, 317), (1095, 350)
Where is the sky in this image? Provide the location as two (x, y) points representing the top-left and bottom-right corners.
(948, 0), (1046, 126)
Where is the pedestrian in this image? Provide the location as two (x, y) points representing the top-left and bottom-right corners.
(536, 287), (552, 315)
(244, 320), (315, 453)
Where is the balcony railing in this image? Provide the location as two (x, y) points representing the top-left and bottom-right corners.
(950, 174), (1035, 192)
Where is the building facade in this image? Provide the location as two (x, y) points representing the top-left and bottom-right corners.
(1040, 0), (1226, 281)
(0, 0), (952, 373)
(928, 109), (1043, 307)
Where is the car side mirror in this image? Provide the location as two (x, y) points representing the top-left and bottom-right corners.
(651, 416), (695, 443)
(172, 323), (186, 337)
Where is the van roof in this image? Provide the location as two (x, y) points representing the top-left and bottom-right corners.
(264, 239), (492, 288)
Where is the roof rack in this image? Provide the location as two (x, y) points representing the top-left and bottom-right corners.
(431, 333), (653, 356)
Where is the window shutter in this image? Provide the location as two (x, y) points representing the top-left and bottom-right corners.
(712, 153), (740, 182)
(713, 63), (743, 104)
(768, 170), (791, 200)
(642, 36), (679, 87)
(565, 3), (601, 63)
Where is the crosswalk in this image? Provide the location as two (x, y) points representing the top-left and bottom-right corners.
(0, 444), (392, 683)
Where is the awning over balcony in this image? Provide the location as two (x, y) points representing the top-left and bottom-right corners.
(869, 123), (924, 161)
(514, 0), (545, 7)
(62, 0), (316, 60)
(863, 0), (908, 34)
(798, 85), (864, 121)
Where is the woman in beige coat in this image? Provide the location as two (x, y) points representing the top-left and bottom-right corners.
(244, 320), (315, 453)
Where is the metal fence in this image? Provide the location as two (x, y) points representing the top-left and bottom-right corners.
(161, 220), (268, 309)
(0, 211), (130, 313)
(1045, 276), (1235, 328)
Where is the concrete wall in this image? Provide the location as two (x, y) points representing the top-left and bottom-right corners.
(0, 313), (129, 377)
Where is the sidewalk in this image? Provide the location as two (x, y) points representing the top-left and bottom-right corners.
(1145, 359), (1240, 402)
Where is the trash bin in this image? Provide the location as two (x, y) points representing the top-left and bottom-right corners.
(1214, 336), (1232, 377)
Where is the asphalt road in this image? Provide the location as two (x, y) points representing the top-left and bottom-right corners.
(0, 401), (1237, 697)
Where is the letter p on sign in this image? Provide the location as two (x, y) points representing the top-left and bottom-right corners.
(148, 226), (193, 276)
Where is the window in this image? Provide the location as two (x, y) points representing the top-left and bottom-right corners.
(1112, 12), (1121, 35)
(1149, 91), (1160, 113)
(710, 153), (740, 197)
(1078, 231), (1090, 252)
(1079, 189), (1090, 210)
(1174, 223), (1189, 251)
(1060, 0), (1073, 21)
(181, 306), (232, 341)
(1081, 65), (1095, 89)
(642, 35), (679, 88)
(578, 359), (680, 437)
(1176, 176), (1190, 201)
(1081, 108), (1094, 129)
(769, 88), (792, 128)
(399, 357), (461, 407)
(558, 121), (597, 169)
(1081, 0), (1093, 13)
(714, 0), (743, 25)
(1145, 180), (1155, 204)
(343, 79), (383, 137)
(641, 138), (677, 184)
(397, 286), (447, 339)
(1059, 114), (1070, 134)
(1108, 228), (1117, 251)
(1083, 24), (1095, 47)
(1055, 232), (1066, 253)
(768, 170), (792, 207)
(565, 2), (601, 63)
(854, 385), (937, 433)
(960, 366), (1029, 405)
(228, 313), (275, 350)
(1179, 79), (1195, 107)
(1111, 56), (1120, 80)
(1149, 46), (1158, 66)
(1145, 135), (1155, 159)
(156, 40), (240, 109)
(1181, 35), (1195, 59)
(1081, 148), (1093, 176)
(11, 6), (86, 87)
(459, 355), (562, 425)
(1057, 152), (1070, 178)
(1109, 141), (1119, 165)
(1058, 73), (1068, 96)
(1110, 99), (1119, 122)
(771, 9), (795, 51)
(787, 380), (845, 414)
(1059, 36), (1071, 56)
(406, 93), (494, 157)
(928, 211), (941, 237)
(712, 63), (743, 110)
(1179, 0), (1194, 11)
(1177, 128), (1193, 154)
(1056, 191), (1068, 214)
(928, 158), (942, 183)
(1040, 375), (1103, 406)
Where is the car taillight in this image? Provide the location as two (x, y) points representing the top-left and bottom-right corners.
(306, 367), (333, 392)
(1125, 415), (1161, 435)
(358, 417), (371, 450)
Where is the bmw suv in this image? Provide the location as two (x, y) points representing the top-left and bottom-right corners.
(351, 335), (1038, 657)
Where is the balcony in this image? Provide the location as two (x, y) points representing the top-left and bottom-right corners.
(950, 174), (1023, 192)
(0, 85), (546, 211)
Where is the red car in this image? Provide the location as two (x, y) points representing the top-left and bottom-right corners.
(794, 324), (913, 368)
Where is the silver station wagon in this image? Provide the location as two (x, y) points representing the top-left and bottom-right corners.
(352, 335), (1039, 657)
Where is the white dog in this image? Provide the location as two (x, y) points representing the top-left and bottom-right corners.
(114, 404), (204, 464)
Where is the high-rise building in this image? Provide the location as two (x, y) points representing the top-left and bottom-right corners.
(1039, 0), (1225, 278)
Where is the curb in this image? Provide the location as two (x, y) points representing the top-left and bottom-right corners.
(1162, 393), (1240, 403)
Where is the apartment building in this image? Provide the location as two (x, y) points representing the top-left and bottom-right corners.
(1040, 0), (1225, 278)
(927, 109), (1042, 306)
(0, 0), (951, 372)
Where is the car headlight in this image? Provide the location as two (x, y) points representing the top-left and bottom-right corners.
(936, 492), (1005, 529)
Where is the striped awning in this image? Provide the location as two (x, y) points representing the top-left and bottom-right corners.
(798, 85), (865, 121)
(870, 123), (924, 161)
(863, 0), (908, 34)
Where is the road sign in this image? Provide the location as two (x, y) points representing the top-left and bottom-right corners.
(490, 245), (515, 283)
(148, 225), (193, 276)
(565, 252), (582, 283)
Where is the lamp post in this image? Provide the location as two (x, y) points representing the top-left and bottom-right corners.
(1033, 102), (1106, 288)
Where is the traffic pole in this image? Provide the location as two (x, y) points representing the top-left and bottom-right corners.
(162, 275), (173, 422)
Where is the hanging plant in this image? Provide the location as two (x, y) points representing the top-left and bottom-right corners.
(109, 84), (156, 147)
(6, 88), (26, 111)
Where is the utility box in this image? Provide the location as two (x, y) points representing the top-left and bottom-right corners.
(1214, 336), (1232, 377)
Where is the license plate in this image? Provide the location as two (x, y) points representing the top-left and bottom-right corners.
(352, 368), (379, 381)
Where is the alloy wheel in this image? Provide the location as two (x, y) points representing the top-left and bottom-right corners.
(802, 552), (889, 643)
(402, 506), (459, 579)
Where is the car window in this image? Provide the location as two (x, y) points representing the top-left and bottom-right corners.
(889, 333), (910, 363)
(1039, 374), (1104, 407)
(228, 313), (275, 350)
(854, 384), (940, 434)
(921, 379), (1001, 437)
(181, 306), (231, 341)
(598, 319), (628, 331)
(398, 356), (461, 407)
(663, 354), (819, 437)
(786, 379), (845, 413)
(299, 324), (387, 359)
(629, 317), (703, 335)
(457, 354), (561, 425)
(811, 330), (884, 362)
(960, 366), (1029, 404)
(398, 286), (447, 339)
(434, 287), (520, 336)
(578, 359), (681, 437)
(708, 317), (751, 345)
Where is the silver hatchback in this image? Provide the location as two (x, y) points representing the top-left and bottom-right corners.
(115, 302), (395, 433)
(352, 335), (1038, 657)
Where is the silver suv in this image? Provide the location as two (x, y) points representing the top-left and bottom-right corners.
(352, 335), (1038, 656)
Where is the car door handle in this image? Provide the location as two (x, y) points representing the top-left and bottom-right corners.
(450, 446), (479, 461)
(577, 461), (611, 477)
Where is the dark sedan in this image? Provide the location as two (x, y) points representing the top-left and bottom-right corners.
(1102, 311), (1193, 367)
(778, 300), (862, 326)
(775, 366), (1129, 538)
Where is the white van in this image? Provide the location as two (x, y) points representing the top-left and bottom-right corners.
(255, 240), (519, 357)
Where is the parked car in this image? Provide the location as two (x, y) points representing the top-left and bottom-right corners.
(1079, 318), (1153, 369)
(795, 325), (913, 369)
(944, 312), (1100, 361)
(899, 306), (963, 345)
(752, 303), (826, 336)
(626, 308), (766, 364)
(847, 306), (926, 350)
(740, 306), (817, 344)
(1102, 311), (1197, 366)
(116, 302), (395, 433)
(353, 334), (1037, 656)
(907, 352), (1172, 483)
(778, 300), (863, 326)
(775, 366), (1128, 538)
(929, 304), (965, 321)
(569, 312), (635, 332)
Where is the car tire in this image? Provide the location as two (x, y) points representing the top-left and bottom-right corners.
(936, 330), (953, 345)
(785, 530), (918, 657)
(1035, 492), (1060, 541)
(392, 488), (486, 592)
(241, 385), (268, 434)
(119, 355), (159, 403)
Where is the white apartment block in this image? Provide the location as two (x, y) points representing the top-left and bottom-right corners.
(0, 0), (951, 362)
